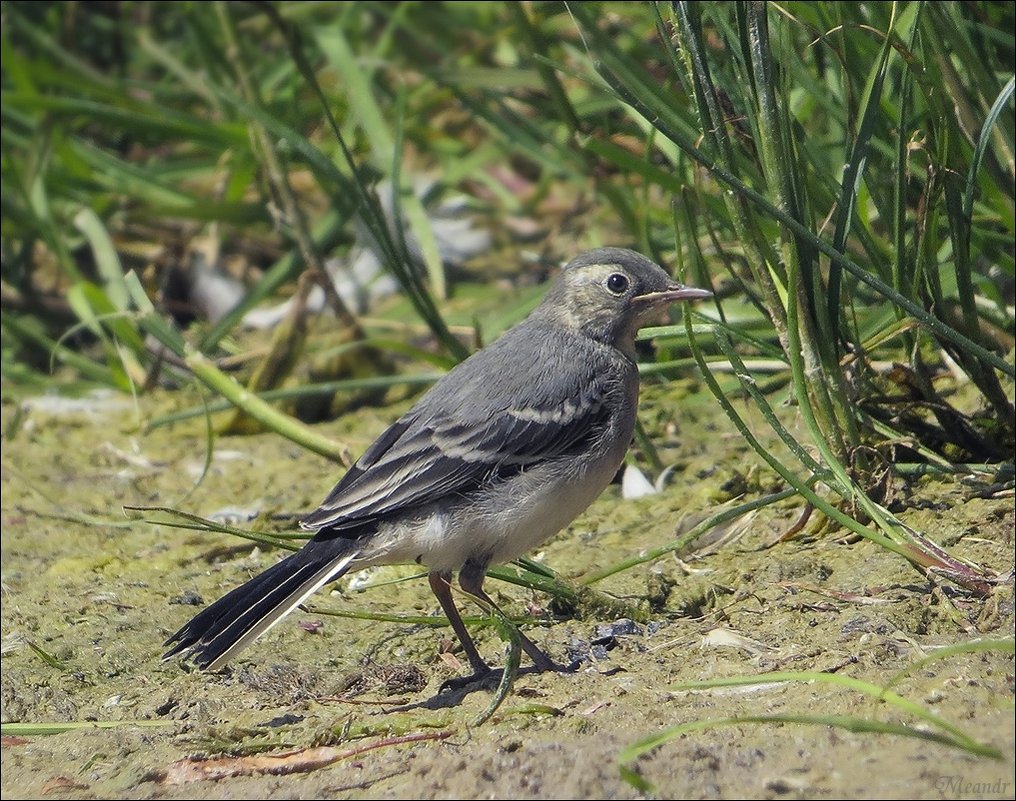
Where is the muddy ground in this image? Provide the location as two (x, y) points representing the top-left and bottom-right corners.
(1, 375), (1013, 799)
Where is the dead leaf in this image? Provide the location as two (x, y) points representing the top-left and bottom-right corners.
(699, 627), (773, 656)
(158, 731), (453, 784)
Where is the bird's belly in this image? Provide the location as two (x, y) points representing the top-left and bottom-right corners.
(368, 447), (624, 573)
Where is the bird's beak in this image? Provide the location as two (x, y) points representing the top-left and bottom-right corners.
(635, 284), (713, 306)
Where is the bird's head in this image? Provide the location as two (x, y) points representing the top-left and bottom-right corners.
(536, 247), (712, 356)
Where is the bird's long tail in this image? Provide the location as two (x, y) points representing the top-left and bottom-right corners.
(163, 540), (360, 670)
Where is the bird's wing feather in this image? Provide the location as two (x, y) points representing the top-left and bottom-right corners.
(302, 334), (616, 532)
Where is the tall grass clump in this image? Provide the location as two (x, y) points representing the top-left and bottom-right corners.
(542, 1), (1013, 587)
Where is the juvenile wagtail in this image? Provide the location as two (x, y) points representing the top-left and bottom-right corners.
(164, 247), (711, 684)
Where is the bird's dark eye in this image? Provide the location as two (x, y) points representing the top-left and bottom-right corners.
(606, 273), (630, 295)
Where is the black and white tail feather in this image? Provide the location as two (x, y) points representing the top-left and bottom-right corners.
(162, 539), (361, 670)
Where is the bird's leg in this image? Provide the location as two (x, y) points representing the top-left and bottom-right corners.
(428, 571), (493, 687)
(458, 561), (576, 674)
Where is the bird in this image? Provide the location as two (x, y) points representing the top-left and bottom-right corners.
(164, 247), (711, 686)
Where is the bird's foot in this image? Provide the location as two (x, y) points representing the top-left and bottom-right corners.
(437, 646), (580, 694)
(439, 666), (499, 694)
(525, 654), (580, 675)
(521, 637), (581, 675)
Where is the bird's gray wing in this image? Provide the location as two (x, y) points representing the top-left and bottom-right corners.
(301, 353), (613, 532)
